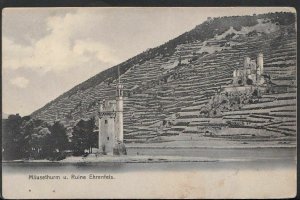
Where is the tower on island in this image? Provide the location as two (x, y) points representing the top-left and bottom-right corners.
(97, 67), (126, 155)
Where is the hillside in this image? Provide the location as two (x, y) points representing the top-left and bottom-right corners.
(31, 12), (296, 146)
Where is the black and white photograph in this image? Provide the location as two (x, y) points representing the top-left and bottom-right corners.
(1, 7), (297, 199)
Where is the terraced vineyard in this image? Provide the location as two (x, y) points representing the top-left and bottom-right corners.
(32, 12), (296, 146)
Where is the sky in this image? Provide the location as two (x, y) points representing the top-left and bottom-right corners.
(2, 7), (295, 116)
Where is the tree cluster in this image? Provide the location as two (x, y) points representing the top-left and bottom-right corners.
(2, 114), (98, 161)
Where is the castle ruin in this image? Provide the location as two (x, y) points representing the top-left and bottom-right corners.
(233, 53), (264, 86)
(223, 53), (268, 93)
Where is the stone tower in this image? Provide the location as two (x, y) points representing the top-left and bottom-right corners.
(256, 53), (265, 85)
(243, 57), (250, 71)
(113, 82), (126, 155)
(257, 53), (264, 75)
(243, 57), (251, 84)
(115, 83), (123, 142)
(97, 67), (126, 155)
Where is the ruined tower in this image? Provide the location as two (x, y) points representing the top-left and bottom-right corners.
(257, 53), (264, 75)
(243, 57), (250, 71)
(256, 53), (264, 85)
(243, 57), (251, 84)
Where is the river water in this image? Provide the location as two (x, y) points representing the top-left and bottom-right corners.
(2, 147), (296, 199)
(3, 147), (296, 174)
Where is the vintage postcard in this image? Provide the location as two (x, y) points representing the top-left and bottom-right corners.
(2, 7), (297, 199)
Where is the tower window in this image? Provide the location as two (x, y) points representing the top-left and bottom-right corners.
(105, 120), (108, 124)
(107, 137), (109, 140)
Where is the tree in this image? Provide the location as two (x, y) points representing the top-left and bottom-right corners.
(49, 121), (69, 153)
(71, 117), (96, 155)
(2, 114), (23, 160)
(29, 127), (51, 159)
(22, 118), (49, 159)
(71, 120), (88, 155)
(86, 117), (97, 153)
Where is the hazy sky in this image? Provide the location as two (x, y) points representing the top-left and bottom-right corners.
(2, 7), (294, 116)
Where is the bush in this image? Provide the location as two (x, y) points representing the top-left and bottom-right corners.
(246, 79), (253, 85)
(225, 33), (236, 40)
(247, 30), (258, 37)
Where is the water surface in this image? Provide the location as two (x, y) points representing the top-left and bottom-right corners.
(3, 147), (296, 174)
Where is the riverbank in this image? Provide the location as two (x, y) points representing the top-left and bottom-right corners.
(62, 155), (219, 163)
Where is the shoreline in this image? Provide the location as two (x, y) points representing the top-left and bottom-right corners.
(3, 157), (296, 164)
(4, 156), (294, 164)
(126, 145), (296, 149)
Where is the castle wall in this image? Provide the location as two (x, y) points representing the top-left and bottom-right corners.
(249, 74), (257, 83)
(222, 85), (253, 93)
